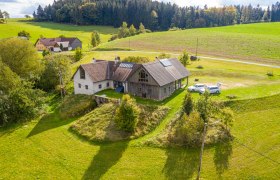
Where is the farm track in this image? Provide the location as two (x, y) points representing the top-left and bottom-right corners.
(93, 50), (280, 69)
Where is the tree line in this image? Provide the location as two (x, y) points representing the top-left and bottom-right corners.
(33, 0), (280, 31)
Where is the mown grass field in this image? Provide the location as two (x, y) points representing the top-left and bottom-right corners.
(99, 23), (280, 64)
(1, 87), (280, 179)
(0, 19), (117, 49)
(1, 21), (280, 179)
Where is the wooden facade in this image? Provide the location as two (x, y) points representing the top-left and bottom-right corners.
(127, 67), (185, 100)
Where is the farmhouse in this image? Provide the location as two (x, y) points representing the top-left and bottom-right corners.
(35, 37), (82, 52)
(73, 58), (190, 100)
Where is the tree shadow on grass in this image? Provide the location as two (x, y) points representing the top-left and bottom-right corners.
(21, 21), (116, 34)
(163, 147), (200, 179)
(213, 140), (233, 178)
(82, 141), (129, 180)
(26, 109), (77, 138)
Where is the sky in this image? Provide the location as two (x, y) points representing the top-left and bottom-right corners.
(0, 0), (277, 18)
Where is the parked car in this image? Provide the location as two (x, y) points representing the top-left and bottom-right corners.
(199, 85), (221, 94)
(188, 84), (206, 92)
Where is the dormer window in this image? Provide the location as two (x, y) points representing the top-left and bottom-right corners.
(138, 69), (148, 82)
(80, 68), (85, 79)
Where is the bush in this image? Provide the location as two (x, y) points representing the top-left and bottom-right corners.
(123, 56), (150, 64)
(109, 34), (118, 41)
(196, 65), (204, 69)
(42, 49), (50, 57)
(37, 54), (72, 92)
(0, 84), (45, 126)
(18, 30), (31, 39)
(115, 95), (140, 132)
(182, 93), (193, 116)
(158, 53), (171, 59)
(267, 72), (274, 76)
(173, 112), (204, 147)
(74, 47), (83, 62)
(59, 94), (97, 119)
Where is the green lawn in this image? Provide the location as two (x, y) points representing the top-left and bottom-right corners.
(1, 91), (280, 179)
(99, 22), (280, 64)
(0, 19), (117, 50)
(1, 21), (280, 179)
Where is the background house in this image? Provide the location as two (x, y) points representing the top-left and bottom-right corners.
(35, 37), (82, 52)
(73, 58), (190, 100)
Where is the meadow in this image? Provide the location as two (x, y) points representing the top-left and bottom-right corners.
(99, 22), (280, 64)
(0, 19), (117, 49)
(1, 20), (280, 179)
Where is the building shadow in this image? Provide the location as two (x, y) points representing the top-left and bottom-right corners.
(82, 141), (129, 180)
(163, 147), (200, 179)
(213, 140), (233, 178)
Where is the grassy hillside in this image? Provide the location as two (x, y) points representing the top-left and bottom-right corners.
(0, 92), (279, 179)
(0, 19), (117, 49)
(99, 23), (280, 64)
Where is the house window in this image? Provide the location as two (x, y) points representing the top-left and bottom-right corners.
(107, 82), (110, 87)
(80, 68), (85, 79)
(85, 85), (88, 90)
(78, 83), (81, 88)
(138, 69), (148, 82)
(164, 88), (166, 93)
(99, 84), (102, 89)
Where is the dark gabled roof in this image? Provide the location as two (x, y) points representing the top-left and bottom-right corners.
(80, 61), (115, 82)
(37, 37), (80, 46)
(112, 63), (141, 82)
(142, 58), (190, 86)
(74, 58), (189, 86)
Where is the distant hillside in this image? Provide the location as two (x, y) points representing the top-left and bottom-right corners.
(100, 22), (280, 64)
(0, 19), (117, 49)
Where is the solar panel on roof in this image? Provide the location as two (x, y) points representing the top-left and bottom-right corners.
(119, 63), (134, 69)
(159, 59), (172, 67)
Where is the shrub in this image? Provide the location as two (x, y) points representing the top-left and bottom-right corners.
(37, 54), (72, 92)
(74, 47), (83, 62)
(158, 53), (171, 59)
(18, 30), (31, 39)
(109, 34), (118, 41)
(123, 56), (150, 64)
(91, 31), (101, 47)
(196, 65), (204, 69)
(179, 50), (189, 66)
(267, 72), (274, 76)
(42, 49), (50, 57)
(226, 95), (237, 99)
(173, 112), (204, 147)
(182, 93), (194, 116)
(115, 95), (140, 132)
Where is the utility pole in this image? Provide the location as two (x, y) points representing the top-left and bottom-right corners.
(196, 37), (199, 57)
(58, 70), (64, 99)
(197, 122), (208, 180)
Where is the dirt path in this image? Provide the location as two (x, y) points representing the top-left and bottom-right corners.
(93, 50), (280, 69)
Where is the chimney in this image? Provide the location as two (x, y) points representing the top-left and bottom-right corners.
(92, 58), (96, 63)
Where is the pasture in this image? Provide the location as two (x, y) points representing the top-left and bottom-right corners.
(99, 23), (280, 64)
(0, 19), (117, 49)
(0, 20), (280, 179)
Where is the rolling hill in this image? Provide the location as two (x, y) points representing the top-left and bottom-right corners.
(99, 22), (280, 64)
(0, 19), (117, 50)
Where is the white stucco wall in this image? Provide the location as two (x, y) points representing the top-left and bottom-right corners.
(73, 68), (113, 95)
